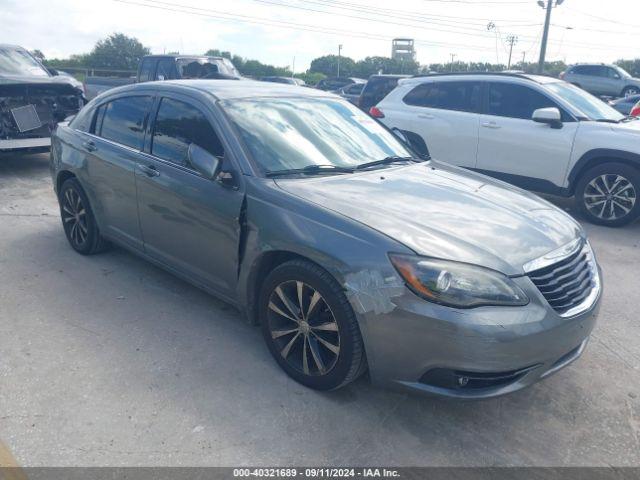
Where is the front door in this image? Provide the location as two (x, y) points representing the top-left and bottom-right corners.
(135, 95), (244, 298)
(476, 82), (578, 191)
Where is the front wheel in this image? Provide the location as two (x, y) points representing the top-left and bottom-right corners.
(575, 162), (639, 227)
(259, 260), (366, 391)
(622, 86), (640, 97)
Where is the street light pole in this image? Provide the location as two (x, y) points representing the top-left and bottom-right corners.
(337, 44), (343, 77)
(506, 35), (518, 69)
(450, 53), (456, 72)
(537, 0), (563, 74)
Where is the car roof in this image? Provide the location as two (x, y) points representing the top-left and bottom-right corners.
(143, 54), (226, 61)
(400, 72), (561, 86)
(113, 79), (333, 100)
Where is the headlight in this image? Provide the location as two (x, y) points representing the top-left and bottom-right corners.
(389, 254), (529, 308)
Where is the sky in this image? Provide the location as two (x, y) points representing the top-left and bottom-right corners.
(2, 0), (640, 72)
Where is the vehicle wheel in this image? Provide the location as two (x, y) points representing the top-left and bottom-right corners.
(575, 162), (639, 227)
(259, 259), (366, 390)
(59, 178), (110, 254)
(622, 86), (640, 97)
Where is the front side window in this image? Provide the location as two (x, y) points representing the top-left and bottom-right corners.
(97, 96), (152, 149)
(222, 97), (412, 173)
(151, 97), (224, 166)
(487, 83), (562, 120)
(403, 81), (482, 113)
(545, 82), (623, 122)
(605, 67), (621, 79)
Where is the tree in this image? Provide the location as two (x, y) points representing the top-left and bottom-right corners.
(31, 49), (45, 61)
(309, 55), (356, 77)
(615, 59), (640, 77)
(86, 33), (150, 70)
(354, 56), (420, 77)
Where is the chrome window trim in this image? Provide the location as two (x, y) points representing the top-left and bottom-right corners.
(522, 237), (584, 273)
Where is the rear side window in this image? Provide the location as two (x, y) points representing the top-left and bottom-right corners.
(151, 97), (224, 167)
(574, 65), (603, 76)
(403, 81), (482, 113)
(487, 83), (564, 120)
(361, 77), (401, 109)
(156, 58), (177, 80)
(139, 59), (155, 82)
(97, 96), (152, 149)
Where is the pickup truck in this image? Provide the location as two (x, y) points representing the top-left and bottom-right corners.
(84, 54), (242, 99)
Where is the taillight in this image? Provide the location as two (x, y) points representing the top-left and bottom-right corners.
(369, 106), (384, 118)
(631, 102), (640, 117)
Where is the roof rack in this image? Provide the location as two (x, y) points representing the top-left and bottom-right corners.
(409, 71), (544, 81)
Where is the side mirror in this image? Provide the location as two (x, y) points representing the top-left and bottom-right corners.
(532, 107), (562, 129)
(391, 127), (430, 159)
(188, 144), (220, 178)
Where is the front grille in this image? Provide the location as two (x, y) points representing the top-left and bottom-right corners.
(527, 243), (597, 316)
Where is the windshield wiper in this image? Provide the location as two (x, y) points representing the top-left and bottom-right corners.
(594, 118), (621, 123)
(354, 156), (418, 170)
(265, 164), (355, 177)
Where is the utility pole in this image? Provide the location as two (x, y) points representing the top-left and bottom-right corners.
(521, 51), (526, 66)
(337, 44), (343, 77)
(291, 56), (296, 78)
(537, 0), (564, 74)
(450, 53), (456, 72)
(506, 35), (518, 69)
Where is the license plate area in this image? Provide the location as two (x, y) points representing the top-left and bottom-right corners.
(11, 105), (42, 132)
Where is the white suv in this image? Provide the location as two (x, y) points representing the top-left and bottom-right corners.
(374, 73), (640, 227)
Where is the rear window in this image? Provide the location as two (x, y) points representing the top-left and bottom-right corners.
(138, 59), (155, 82)
(96, 96), (152, 149)
(403, 81), (482, 113)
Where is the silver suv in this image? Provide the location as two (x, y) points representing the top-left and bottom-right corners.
(561, 64), (640, 97)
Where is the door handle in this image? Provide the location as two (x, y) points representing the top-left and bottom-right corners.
(481, 122), (501, 129)
(82, 140), (97, 152)
(417, 113), (435, 119)
(137, 164), (160, 177)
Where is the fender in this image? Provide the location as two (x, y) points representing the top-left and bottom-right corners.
(568, 148), (640, 194)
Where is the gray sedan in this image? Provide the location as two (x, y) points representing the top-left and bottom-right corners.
(50, 80), (601, 398)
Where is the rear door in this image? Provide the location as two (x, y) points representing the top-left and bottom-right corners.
(475, 81), (578, 190)
(82, 94), (153, 250)
(135, 94), (244, 297)
(385, 80), (482, 167)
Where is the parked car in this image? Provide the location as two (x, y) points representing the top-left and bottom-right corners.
(0, 44), (84, 153)
(375, 73), (640, 226)
(260, 76), (305, 86)
(335, 82), (365, 104)
(608, 94), (640, 115)
(51, 80), (600, 398)
(358, 74), (410, 113)
(561, 64), (640, 97)
(315, 76), (365, 91)
(630, 100), (640, 117)
(84, 54), (242, 99)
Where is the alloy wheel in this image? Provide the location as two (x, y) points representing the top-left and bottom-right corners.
(61, 188), (89, 247)
(267, 280), (340, 376)
(584, 174), (637, 221)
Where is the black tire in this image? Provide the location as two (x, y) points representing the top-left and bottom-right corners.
(58, 178), (110, 254)
(575, 162), (640, 227)
(622, 86), (640, 97)
(259, 259), (366, 391)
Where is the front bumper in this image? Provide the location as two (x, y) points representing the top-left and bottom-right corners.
(356, 273), (600, 399)
(0, 137), (51, 151)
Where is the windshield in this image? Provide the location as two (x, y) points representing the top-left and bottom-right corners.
(222, 97), (412, 174)
(177, 57), (240, 78)
(546, 82), (624, 121)
(614, 66), (632, 78)
(0, 46), (50, 77)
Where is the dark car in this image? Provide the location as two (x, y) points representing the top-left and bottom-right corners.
(359, 74), (410, 112)
(608, 94), (640, 115)
(138, 55), (242, 82)
(0, 44), (84, 153)
(335, 82), (365, 105)
(315, 77), (365, 91)
(50, 80), (600, 398)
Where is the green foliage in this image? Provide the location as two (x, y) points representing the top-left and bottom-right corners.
(295, 72), (326, 85)
(424, 60), (568, 78)
(309, 54), (419, 78)
(86, 33), (150, 70)
(615, 59), (640, 77)
(30, 49), (45, 61)
(204, 49), (291, 77)
(309, 55), (357, 77)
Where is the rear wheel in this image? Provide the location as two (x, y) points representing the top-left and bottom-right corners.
(259, 260), (366, 390)
(59, 178), (110, 254)
(622, 86), (640, 97)
(575, 162), (639, 227)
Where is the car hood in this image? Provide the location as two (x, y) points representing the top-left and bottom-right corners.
(0, 74), (82, 92)
(610, 118), (640, 134)
(275, 162), (583, 275)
